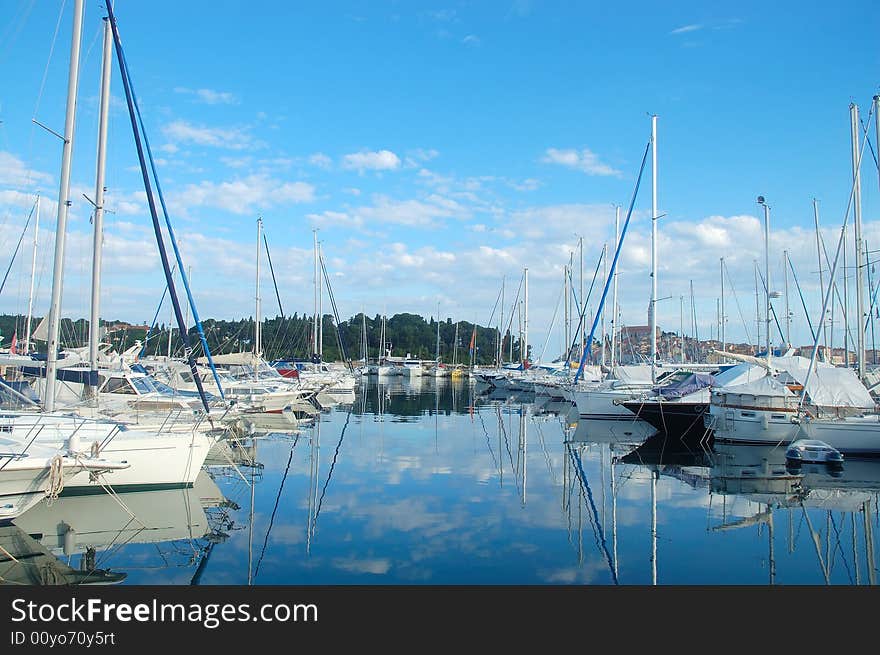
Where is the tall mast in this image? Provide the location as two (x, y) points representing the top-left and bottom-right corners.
(754, 262), (761, 355)
(813, 199), (828, 355)
(850, 103), (865, 379)
(679, 295), (685, 363)
(783, 250), (791, 346)
(523, 267), (529, 366)
(255, 217), (262, 361)
(600, 243), (607, 366)
(758, 196), (771, 368)
(435, 302), (440, 362)
(563, 265), (569, 364)
(88, 17), (113, 396)
(312, 229), (319, 356)
(720, 257), (726, 360)
(579, 237), (584, 363)
(318, 243), (324, 361)
(44, 0), (85, 413)
(611, 206), (620, 368)
(843, 224), (849, 367)
(499, 275), (505, 367)
(650, 114), (658, 379)
(24, 195), (40, 354)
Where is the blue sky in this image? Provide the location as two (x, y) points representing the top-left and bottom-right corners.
(1, 1), (879, 356)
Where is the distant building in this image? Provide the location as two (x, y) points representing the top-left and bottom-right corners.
(619, 325), (661, 341)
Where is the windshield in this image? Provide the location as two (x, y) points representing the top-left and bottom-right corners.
(130, 376), (157, 394)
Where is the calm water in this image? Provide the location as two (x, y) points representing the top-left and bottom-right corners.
(5, 377), (880, 585)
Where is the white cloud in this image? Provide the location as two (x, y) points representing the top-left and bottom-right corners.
(462, 34), (481, 46)
(162, 120), (258, 150)
(541, 148), (620, 176)
(341, 150), (401, 173)
(509, 178), (541, 191)
(309, 152), (333, 169)
(0, 151), (53, 188)
(174, 87), (239, 105)
(670, 24), (703, 35)
(170, 174), (315, 215)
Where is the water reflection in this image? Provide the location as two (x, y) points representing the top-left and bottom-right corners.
(4, 378), (878, 584)
(3, 470), (237, 585)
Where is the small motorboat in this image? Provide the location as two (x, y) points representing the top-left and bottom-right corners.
(785, 439), (844, 467)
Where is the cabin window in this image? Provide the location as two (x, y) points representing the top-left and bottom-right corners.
(771, 414), (786, 419)
(180, 371), (194, 383)
(740, 411), (756, 418)
(102, 377), (136, 394)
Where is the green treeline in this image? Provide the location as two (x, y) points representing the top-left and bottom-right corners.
(0, 313), (527, 365)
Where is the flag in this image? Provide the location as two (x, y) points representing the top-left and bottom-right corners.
(9, 331), (17, 354)
(468, 327), (476, 356)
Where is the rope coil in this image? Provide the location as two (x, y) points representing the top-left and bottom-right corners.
(45, 454), (65, 505)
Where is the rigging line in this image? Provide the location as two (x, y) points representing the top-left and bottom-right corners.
(262, 231), (284, 318)
(568, 446), (619, 584)
(858, 116), (879, 171)
(112, 15), (223, 399)
(140, 263), (177, 358)
(502, 274), (524, 348)
(567, 246), (605, 363)
(484, 282), (504, 332)
(31, 0), (68, 121)
(319, 250), (350, 368)
(0, 199), (36, 297)
(538, 275), (565, 363)
(787, 257), (818, 344)
(816, 229), (857, 350)
(755, 267), (787, 344)
(106, 4), (212, 416)
(724, 260), (753, 345)
(828, 512), (854, 584)
(800, 100), (874, 406)
(312, 408), (354, 530)
(476, 408), (499, 472)
(496, 405), (519, 490)
(253, 434), (301, 578)
(575, 138), (651, 382)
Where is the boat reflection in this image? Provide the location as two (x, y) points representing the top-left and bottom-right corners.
(4, 470), (234, 585)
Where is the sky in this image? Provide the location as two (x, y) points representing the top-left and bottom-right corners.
(1, 0), (879, 359)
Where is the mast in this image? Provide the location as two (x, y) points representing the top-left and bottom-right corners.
(758, 196), (771, 368)
(312, 229), (319, 357)
(679, 295), (685, 363)
(563, 265), (569, 364)
(579, 236), (584, 362)
(44, 0), (85, 413)
(754, 262), (761, 356)
(87, 17), (113, 397)
(611, 206), (620, 368)
(24, 195), (40, 354)
(523, 267), (529, 366)
(650, 114), (658, 379)
(720, 257), (726, 360)
(318, 242), (324, 359)
(814, 199), (829, 355)
(499, 276), (505, 367)
(255, 217), (262, 362)
(601, 243), (607, 366)
(783, 250), (791, 346)
(435, 302), (440, 363)
(850, 103), (865, 379)
(843, 224), (849, 367)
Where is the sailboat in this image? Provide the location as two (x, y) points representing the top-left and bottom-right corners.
(428, 307), (449, 378)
